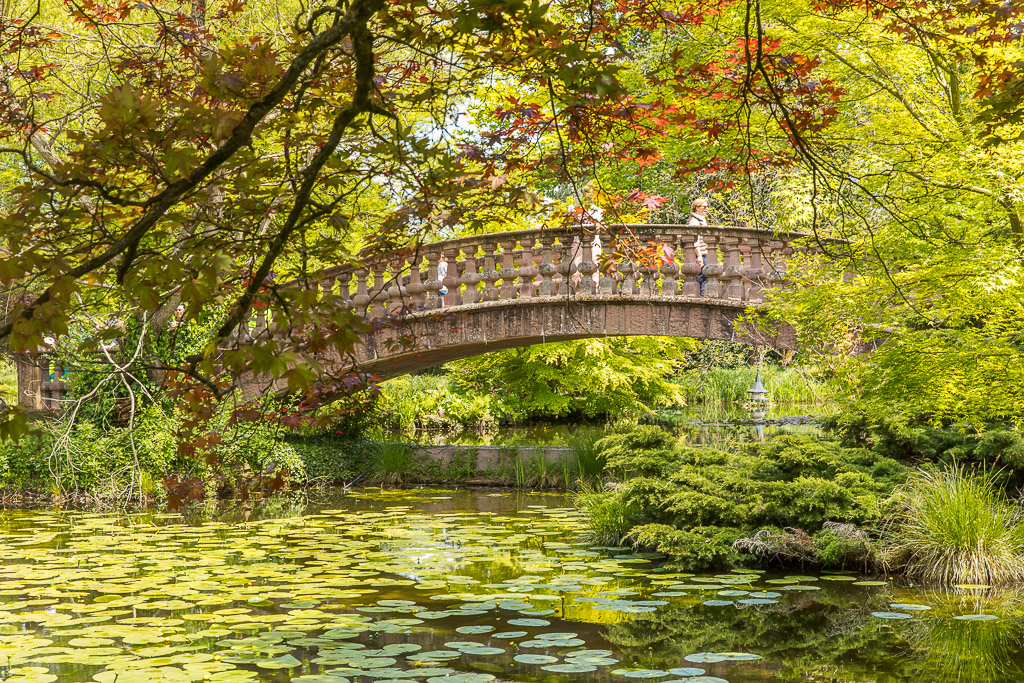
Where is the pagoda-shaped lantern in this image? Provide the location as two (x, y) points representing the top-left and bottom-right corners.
(747, 370), (768, 405)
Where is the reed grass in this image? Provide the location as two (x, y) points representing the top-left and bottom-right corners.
(884, 466), (1024, 585)
(573, 482), (632, 546)
(368, 441), (418, 487)
(565, 431), (607, 482)
(675, 366), (831, 409)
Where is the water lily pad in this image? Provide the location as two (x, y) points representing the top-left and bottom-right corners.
(702, 600), (733, 607)
(890, 603), (931, 611)
(872, 612), (912, 620)
(425, 674), (494, 683)
(507, 618), (549, 627)
(852, 581), (888, 586)
(621, 669), (670, 678)
(455, 625), (495, 635)
(543, 663), (598, 673)
(492, 631), (527, 639)
(668, 667), (707, 676)
(952, 614), (998, 621)
(514, 654), (558, 664)
(683, 653), (728, 663)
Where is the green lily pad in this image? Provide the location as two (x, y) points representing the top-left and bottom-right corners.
(507, 618), (549, 627)
(455, 625), (495, 634)
(683, 653), (728, 663)
(668, 667), (707, 676)
(514, 654), (558, 664)
(953, 614), (998, 621)
(872, 612), (912, 620)
(543, 663), (598, 672)
(425, 675), (494, 683)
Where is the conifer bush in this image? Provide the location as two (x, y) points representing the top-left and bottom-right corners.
(577, 428), (908, 570)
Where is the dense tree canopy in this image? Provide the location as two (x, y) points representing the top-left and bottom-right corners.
(1, 0), (1023, 440)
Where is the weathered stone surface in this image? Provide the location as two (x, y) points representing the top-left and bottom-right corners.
(342, 296), (795, 381)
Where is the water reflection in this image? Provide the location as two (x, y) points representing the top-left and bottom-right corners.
(0, 490), (1020, 683)
(392, 407), (825, 449)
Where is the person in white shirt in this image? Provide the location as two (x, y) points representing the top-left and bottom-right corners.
(687, 198), (710, 295)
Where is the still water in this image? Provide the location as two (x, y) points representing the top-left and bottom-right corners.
(403, 408), (824, 447)
(1, 489), (1022, 683)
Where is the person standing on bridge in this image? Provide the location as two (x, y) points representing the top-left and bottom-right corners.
(687, 198), (710, 296)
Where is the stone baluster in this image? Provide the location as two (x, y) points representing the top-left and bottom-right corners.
(405, 255), (426, 308)
(443, 247), (461, 308)
(252, 306), (268, 337)
(619, 256), (640, 295)
(537, 234), (557, 297)
(423, 252), (442, 309)
(352, 268), (370, 315)
(554, 240), (572, 295)
(765, 239), (786, 288)
(577, 235), (597, 295)
(659, 232), (680, 296)
(679, 233), (700, 297)
(741, 241), (764, 302)
(387, 256), (408, 311)
(462, 248), (483, 304)
(702, 235), (723, 298)
(481, 241), (500, 302)
(498, 238), (518, 300)
(317, 275), (332, 302)
(369, 261), (388, 317)
(638, 246), (656, 297)
(600, 234), (618, 295)
(517, 237), (537, 298)
(722, 237), (745, 301)
(337, 271), (354, 310)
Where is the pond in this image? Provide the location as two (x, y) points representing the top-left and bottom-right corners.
(1, 489), (1022, 683)
(398, 407), (825, 448)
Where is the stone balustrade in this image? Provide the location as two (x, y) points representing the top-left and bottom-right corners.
(18, 224), (823, 409)
(294, 224), (812, 323)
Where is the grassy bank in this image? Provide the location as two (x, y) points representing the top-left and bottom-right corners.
(290, 432), (608, 490)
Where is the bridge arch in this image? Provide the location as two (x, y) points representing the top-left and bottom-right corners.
(346, 296), (794, 381)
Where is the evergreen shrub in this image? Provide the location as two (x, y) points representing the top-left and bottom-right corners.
(576, 428), (908, 570)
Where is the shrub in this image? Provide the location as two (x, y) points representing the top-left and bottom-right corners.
(575, 428), (909, 570)
(0, 399), (305, 499)
(883, 467), (1024, 585)
(288, 435), (373, 485)
(374, 374), (497, 433)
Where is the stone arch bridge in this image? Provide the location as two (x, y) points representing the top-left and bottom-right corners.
(18, 223), (816, 408)
(243, 223), (811, 392)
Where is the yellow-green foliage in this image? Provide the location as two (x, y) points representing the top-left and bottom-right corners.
(578, 428), (909, 570)
(0, 358), (16, 404)
(449, 338), (692, 421)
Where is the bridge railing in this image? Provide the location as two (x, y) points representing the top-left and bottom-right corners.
(282, 224), (818, 324)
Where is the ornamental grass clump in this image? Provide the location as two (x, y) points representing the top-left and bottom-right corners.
(884, 467), (1024, 585)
